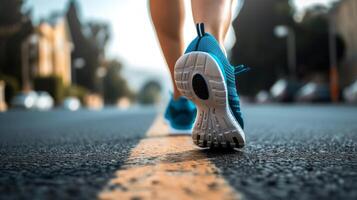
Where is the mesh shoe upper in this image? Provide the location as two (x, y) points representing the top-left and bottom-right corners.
(164, 96), (197, 130)
(184, 26), (248, 129)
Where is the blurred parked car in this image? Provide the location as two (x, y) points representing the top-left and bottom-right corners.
(11, 91), (38, 109)
(11, 91), (54, 110)
(270, 79), (303, 102)
(343, 80), (357, 103)
(255, 90), (272, 104)
(35, 91), (54, 110)
(62, 97), (81, 111)
(295, 82), (330, 102)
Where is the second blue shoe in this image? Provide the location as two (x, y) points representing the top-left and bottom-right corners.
(164, 95), (196, 133)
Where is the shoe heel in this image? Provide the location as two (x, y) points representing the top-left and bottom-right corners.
(174, 52), (245, 148)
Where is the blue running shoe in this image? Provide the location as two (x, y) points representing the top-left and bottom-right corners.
(164, 95), (197, 132)
(174, 23), (249, 148)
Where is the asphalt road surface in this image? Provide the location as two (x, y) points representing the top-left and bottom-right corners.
(0, 105), (356, 200)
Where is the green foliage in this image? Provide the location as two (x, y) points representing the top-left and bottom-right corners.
(0, 0), (33, 88)
(0, 0), (24, 26)
(0, 74), (19, 103)
(231, 0), (294, 95)
(296, 7), (345, 74)
(137, 81), (161, 105)
(33, 76), (64, 104)
(231, 1), (345, 96)
(85, 22), (111, 52)
(102, 60), (132, 104)
(63, 85), (88, 103)
(66, 1), (111, 91)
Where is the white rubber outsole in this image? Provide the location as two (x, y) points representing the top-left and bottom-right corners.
(174, 52), (246, 148)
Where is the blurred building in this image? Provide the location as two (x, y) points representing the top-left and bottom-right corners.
(34, 16), (73, 86)
(18, 14), (74, 91)
(0, 80), (6, 111)
(331, 0), (357, 86)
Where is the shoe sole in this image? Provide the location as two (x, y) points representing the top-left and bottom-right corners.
(174, 52), (245, 148)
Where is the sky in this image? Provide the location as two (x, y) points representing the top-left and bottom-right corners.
(25, 0), (338, 74)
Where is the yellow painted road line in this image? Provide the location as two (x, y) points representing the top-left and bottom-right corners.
(99, 116), (240, 200)
(146, 115), (171, 137)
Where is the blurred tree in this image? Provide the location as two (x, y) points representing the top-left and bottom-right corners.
(66, 0), (109, 92)
(231, 0), (294, 95)
(0, 0), (24, 26)
(0, 0), (33, 89)
(102, 60), (131, 104)
(63, 84), (88, 103)
(85, 22), (110, 54)
(295, 6), (345, 76)
(137, 81), (161, 105)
